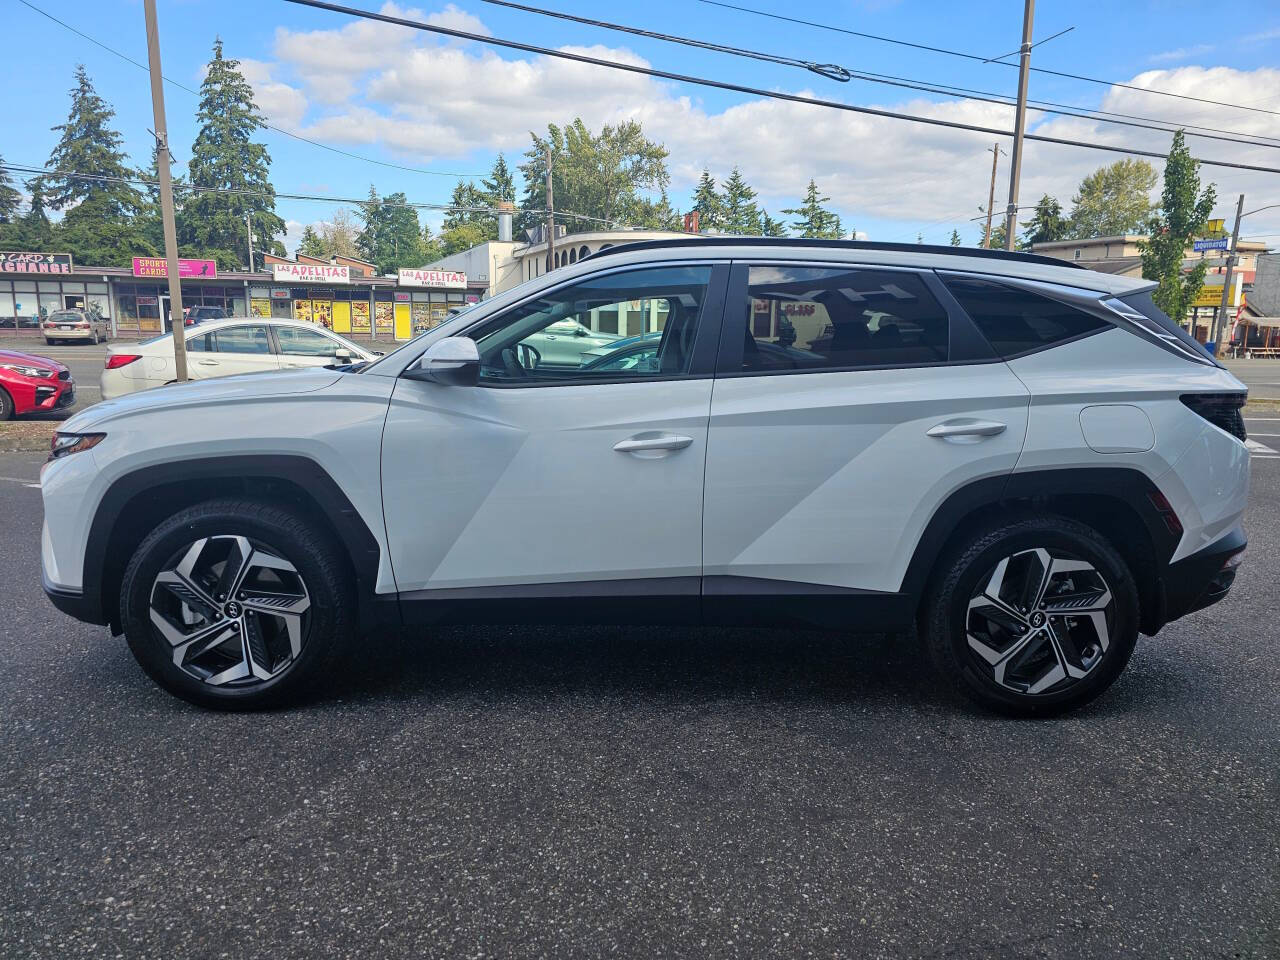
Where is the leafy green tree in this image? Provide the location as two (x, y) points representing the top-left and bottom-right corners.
(782, 180), (842, 239)
(296, 225), (325, 258)
(181, 40), (285, 269)
(690, 169), (723, 231)
(1141, 130), (1216, 325)
(759, 210), (788, 237)
(1022, 194), (1068, 247)
(1067, 159), (1158, 238)
(438, 221), (489, 257)
(357, 186), (425, 273)
(0, 156), (20, 225)
(518, 119), (670, 234)
(420, 222), (443, 263)
(949, 229), (962, 246)
(40, 66), (153, 266)
(1, 178), (56, 251)
(719, 167), (760, 234)
(986, 222), (1009, 251)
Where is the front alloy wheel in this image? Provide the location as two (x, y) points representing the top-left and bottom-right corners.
(965, 548), (1114, 696)
(150, 535), (312, 687)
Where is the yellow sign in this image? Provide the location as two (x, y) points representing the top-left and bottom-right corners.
(1193, 282), (1240, 308)
(1206, 218), (1225, 237)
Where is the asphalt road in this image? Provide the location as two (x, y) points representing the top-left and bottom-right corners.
(1, 434), (1277, 959)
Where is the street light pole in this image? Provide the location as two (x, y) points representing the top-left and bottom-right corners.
(1212, 193), (1245, 357)
(143, 0), (187, 380)
(1004, 0), (1035, 251)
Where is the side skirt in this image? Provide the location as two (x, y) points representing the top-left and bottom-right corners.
(396, 576), (916, 631)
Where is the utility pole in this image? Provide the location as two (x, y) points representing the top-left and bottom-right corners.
(545, 147), (556, 272)
(983, 143), (1002, 249)
(143, 0), (187, 380)
(1212, 193), (1245, 357)
(245, 212), (255, 273)
(1004, 0), (1035, 251)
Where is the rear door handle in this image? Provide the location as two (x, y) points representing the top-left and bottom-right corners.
(613, 434), (694, 454)
(197, 359), (219, 366)
(927, 419), (1007, 439)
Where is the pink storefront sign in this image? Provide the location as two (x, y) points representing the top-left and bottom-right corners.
(132, 257), (218, 279)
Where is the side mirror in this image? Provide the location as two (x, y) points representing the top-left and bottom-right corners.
(334, 347), (352, 362)
(404, 336), (480, 386)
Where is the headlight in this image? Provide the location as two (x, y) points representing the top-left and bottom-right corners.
(0, 361), (54, 378)
(48, 432), (105, 462)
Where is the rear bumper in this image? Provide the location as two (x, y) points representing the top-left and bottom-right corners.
(1160, 526), (1246, 625)
(45, 328), (94, 340)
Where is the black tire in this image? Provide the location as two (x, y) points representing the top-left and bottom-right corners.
(119, 499), (354, 710)
(922, 514), (1139, 716)
(0, 387), (12, 421)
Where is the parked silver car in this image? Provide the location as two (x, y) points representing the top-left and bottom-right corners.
(44, 308), (110, 345)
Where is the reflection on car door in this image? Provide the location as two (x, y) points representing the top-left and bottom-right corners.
(703, 262), (1030, 602)
(187, 324), (280, 381)
(380, 263), (728, 612)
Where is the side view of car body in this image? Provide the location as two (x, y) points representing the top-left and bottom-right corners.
(0, 349), (75, 419)
(42, 239), (1249, 715)
(43, 308), (110, 345)
(100, 318), (379, 399)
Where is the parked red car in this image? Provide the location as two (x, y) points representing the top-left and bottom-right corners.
(0, 348), (76, 419)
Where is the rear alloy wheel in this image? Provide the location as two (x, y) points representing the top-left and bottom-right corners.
(0, 387), (12, 421)
(924, 516), (1139, 715)
(121, 500), (352, 709)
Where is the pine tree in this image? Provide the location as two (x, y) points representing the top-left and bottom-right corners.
(481, 153), (516, 207)
(1141, 130), (1216, 326)
(357, 186), (425, 273)
(759, 211), (788, 237)
(41, 66), (152, 266)
(719, 167), (760, 235)
(0, 156), (20, 225)
(1022, 194), (1068, 247)
(949, 229), (962, 246)
(690, 169), (723, 231)
(916, 232), (924, 244)
(296, 225), (325, 258)
(181, 40), (285, 269)
(782, 180), (842, 239)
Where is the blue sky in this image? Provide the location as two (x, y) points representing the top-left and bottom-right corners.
(4, 0), (1280, 252)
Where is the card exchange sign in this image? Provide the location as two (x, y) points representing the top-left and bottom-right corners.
(1, 252), (73, 274)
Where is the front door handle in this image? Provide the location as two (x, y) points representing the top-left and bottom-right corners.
(613, 434), (694, 454)
(197, 359), (219, 366)
(927, 419), (1007, 439)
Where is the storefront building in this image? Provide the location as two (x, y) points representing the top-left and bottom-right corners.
(0, 250), (486, 341)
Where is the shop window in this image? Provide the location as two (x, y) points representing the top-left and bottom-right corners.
(579, 245), (589, 261)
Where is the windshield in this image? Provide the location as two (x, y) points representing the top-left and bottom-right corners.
(48, 311), (81, 321)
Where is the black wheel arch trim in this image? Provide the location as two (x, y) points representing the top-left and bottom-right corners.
(75, 454), (390, 631)
(901, 466), (1183, 632)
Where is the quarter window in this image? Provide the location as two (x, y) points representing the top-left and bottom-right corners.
(943, 277), (1109, 358)
(734, 265), (949, 372)
(471, 265), (713, 384)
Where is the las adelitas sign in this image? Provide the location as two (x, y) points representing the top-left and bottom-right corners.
(398, 268), (466, 288)
(272, 263), (350, 284)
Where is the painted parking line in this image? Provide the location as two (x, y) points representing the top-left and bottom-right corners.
(1245, 439), (1279, 460)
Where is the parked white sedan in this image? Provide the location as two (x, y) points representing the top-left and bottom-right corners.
(100, 318), (379, 400)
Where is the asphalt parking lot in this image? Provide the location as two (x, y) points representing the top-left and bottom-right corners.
(2, 411), (1278, 959)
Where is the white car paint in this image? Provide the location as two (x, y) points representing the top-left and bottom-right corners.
(45, 240), (1248, 612)
(99, 318), (377, 400)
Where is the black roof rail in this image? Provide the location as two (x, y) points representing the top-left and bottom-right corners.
(579, 236), (1085, 270)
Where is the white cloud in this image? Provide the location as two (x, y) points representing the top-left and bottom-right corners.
(1147, 44), (1215, 64)
(247, 6), (1280, 241)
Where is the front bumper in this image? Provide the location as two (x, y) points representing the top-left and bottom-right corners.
(42, 568), (108, 625)
(1160, 526), (1246, 625)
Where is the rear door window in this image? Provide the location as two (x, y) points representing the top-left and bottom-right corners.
(212, 324), (273, 354)
(725, 265), (950, 373)
(943, 277), (1109, 358)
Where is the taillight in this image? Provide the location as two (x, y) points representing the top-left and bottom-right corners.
(105, 354), (142, 369)
(1146, 489), (1183, 536)
(1180, 393), (1247, 442)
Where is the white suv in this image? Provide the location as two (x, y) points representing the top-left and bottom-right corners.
(40, 240), (1250, 714)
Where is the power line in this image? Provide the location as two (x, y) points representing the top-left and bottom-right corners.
(1, 162), (617, 225)
(470, 0), (1280, 150)
(281, 0), (1280, 177)
(14, 0), (485, 181)
(696, 0), (1280, 120)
